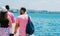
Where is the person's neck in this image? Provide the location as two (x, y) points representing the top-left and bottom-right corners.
(21, 13), (25, 15)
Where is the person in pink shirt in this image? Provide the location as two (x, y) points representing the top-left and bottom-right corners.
(8, 12), (15, 23)
(5, 5), (15, 36)
(5, 5), (15, 23)
(14, 7), (31, 36)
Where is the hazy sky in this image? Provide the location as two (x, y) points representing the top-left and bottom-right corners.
(0, 0), (60, 11)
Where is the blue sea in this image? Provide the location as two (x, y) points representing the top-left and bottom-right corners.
(13, 11), (60, 36)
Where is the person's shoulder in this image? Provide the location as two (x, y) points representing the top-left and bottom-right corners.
(10, 12), (14, 15)
(17, 15), (23, 19)
(17, 16), (21, 18)
(8, 11), (14, 16)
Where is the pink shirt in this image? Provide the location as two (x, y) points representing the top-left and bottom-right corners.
(8, 16), (12, 27)
(16, 14), (29, 36)
(8, 12), (15, 23)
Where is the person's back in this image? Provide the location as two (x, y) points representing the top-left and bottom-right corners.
(5, 5), (15, 36)
(8, 12), (15, 23)
(5, 5), (15, 23)
(14, 7), (31, 36)
(0, 9), (12, 36)
(17, 14), (28, 36)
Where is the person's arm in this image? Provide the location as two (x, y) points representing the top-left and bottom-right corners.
(14, 23), (19, 34)
(11, 13), (15, 23)
(14, 18), (19, 34)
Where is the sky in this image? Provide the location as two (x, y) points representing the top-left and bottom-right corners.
(0, 0), (60, 11)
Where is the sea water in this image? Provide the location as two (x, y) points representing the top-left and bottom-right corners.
(13, 12), (60, 36)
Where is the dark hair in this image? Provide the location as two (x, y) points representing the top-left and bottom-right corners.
(21, 7), (26, 12)
(5, 5), (10, 10)
(0, 11), (7, 20)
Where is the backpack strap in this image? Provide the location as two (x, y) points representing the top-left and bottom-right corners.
(28, 16), (30, 23)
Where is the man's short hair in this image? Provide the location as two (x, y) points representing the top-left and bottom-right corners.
(21, 7), (26, 12)
(5, 5), (10, 10)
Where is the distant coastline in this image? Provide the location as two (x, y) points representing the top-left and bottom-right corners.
(10, 9), (60, 14)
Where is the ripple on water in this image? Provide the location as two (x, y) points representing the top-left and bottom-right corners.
(33, 18), (60, 36)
